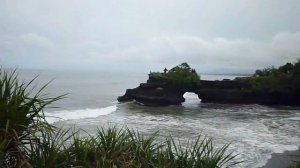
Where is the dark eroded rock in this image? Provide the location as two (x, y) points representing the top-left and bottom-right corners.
(118, 76), (300, 106)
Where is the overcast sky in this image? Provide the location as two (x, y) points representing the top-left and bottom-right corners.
(1, 0), (300, 73)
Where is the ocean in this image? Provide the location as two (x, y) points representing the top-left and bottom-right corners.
(17, 69), (300, 168)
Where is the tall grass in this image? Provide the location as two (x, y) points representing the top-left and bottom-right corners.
(0, 68), (241, 167)
(25, 127), (241, 168)
(0, 69), (64, 167)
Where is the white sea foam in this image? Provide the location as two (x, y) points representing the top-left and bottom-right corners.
(288, 113), (300, 121)
(289, 117), (300, 121)
(128, 113), (300, 168)
(45, 105), (117, 123)
(183, 92), (201, 106)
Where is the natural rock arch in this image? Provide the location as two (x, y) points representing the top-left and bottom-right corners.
(118, 75), (300, 106)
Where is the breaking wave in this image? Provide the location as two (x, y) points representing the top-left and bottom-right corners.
(45, 105), (117, 123)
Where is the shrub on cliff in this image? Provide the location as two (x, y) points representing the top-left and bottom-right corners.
(287, 162), (300, 168)
(250, 60), (300, 94)
(151, 63), (200, 90)
(292, 60), (300, 92)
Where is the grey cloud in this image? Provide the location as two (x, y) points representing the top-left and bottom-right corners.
(1, 0), (300, 73)
(2, 32), (300, 73)
(114, 32), (300, 69)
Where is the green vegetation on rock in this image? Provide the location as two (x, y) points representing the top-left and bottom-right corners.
(287, 162), (300, 168)
(250, 60), (300, 94)
(150, 63), (200, 89)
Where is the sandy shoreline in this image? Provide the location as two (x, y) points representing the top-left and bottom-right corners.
(260, 148), (300, 168)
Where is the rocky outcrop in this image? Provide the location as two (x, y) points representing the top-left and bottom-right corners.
(118, 75), (300, 106)
(118, 78), (185, 106)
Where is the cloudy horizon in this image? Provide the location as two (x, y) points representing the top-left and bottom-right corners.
(1, 0), (300, 74)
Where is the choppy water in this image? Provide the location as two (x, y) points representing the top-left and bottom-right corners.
(18, 69), (300, 168)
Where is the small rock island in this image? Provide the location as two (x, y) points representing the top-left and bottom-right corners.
(118, 62), (300, 106)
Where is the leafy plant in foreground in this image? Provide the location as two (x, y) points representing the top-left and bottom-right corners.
(0, 69), (64, 167)
(27, 128), (72, 167)
(26, 127), (241, 168)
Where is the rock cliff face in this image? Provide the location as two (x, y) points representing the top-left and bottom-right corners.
(118, 75), (300, 106)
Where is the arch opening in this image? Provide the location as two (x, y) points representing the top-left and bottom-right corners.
(182, 92), (201, 106)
